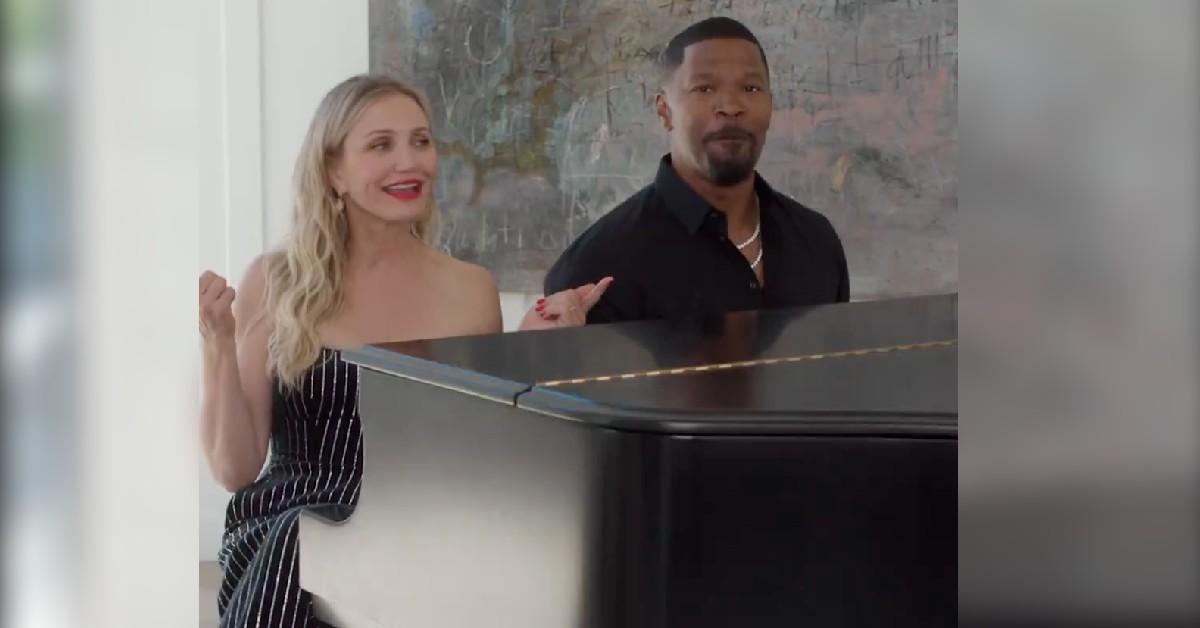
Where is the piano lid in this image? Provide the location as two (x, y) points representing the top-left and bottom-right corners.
(343, 294), (957, 435)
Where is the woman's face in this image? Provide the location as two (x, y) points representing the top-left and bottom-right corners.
(330, 93), (438, 225)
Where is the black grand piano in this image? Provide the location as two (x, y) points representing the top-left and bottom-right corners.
(300, 294), (957, 627)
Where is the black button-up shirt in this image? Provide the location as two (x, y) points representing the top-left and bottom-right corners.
(545, 155), (849, 324)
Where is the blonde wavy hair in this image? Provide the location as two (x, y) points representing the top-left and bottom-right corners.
(264, 74), (439, 387)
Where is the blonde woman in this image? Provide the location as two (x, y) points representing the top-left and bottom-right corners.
(198, 74), (610, 627)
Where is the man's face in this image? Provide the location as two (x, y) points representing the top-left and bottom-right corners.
(657, 38), (772, 186)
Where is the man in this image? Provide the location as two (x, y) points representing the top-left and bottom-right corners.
(545, 17), (849, 324)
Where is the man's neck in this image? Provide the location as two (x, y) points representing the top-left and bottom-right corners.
(670, 155), (758, 229)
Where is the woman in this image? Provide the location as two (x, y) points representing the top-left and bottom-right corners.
(198, 74), (610, 627)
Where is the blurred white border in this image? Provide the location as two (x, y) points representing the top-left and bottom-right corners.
(69, 0), (199, 625)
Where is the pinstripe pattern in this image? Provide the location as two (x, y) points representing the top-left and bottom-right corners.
(217, 348), (361, 627)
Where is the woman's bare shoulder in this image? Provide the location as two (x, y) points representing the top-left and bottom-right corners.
(422, 246), (501, 332)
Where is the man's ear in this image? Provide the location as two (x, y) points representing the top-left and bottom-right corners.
(655, 90), (673, 132)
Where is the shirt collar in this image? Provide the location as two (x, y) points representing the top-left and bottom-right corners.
(654, 154), (778, 235)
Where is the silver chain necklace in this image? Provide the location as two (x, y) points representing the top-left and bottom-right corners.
(735, 195), (761, 250)
(735, 195), (763, 270)
(735, 218), (760, 250)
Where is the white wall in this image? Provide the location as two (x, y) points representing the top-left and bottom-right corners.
(197, 0), (227, 568)
(199, 0), (539, 560)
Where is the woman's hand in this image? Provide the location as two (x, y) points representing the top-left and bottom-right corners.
(519, 276), (614, 331)
(199, 270), (237, 343)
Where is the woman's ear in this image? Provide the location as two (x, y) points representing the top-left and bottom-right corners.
(327, 163), (344, 196)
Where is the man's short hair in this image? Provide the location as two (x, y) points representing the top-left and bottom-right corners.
(658, 17), (770, 82)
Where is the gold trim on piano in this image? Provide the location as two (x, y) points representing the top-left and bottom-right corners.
(537, 339), (958, 388)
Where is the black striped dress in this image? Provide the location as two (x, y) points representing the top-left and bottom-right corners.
(217, 348), (362, 627)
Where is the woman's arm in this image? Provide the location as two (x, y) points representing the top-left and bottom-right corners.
(199, 256), (274, 491)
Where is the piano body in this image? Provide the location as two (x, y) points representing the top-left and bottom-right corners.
(300, 294), (958, 627)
